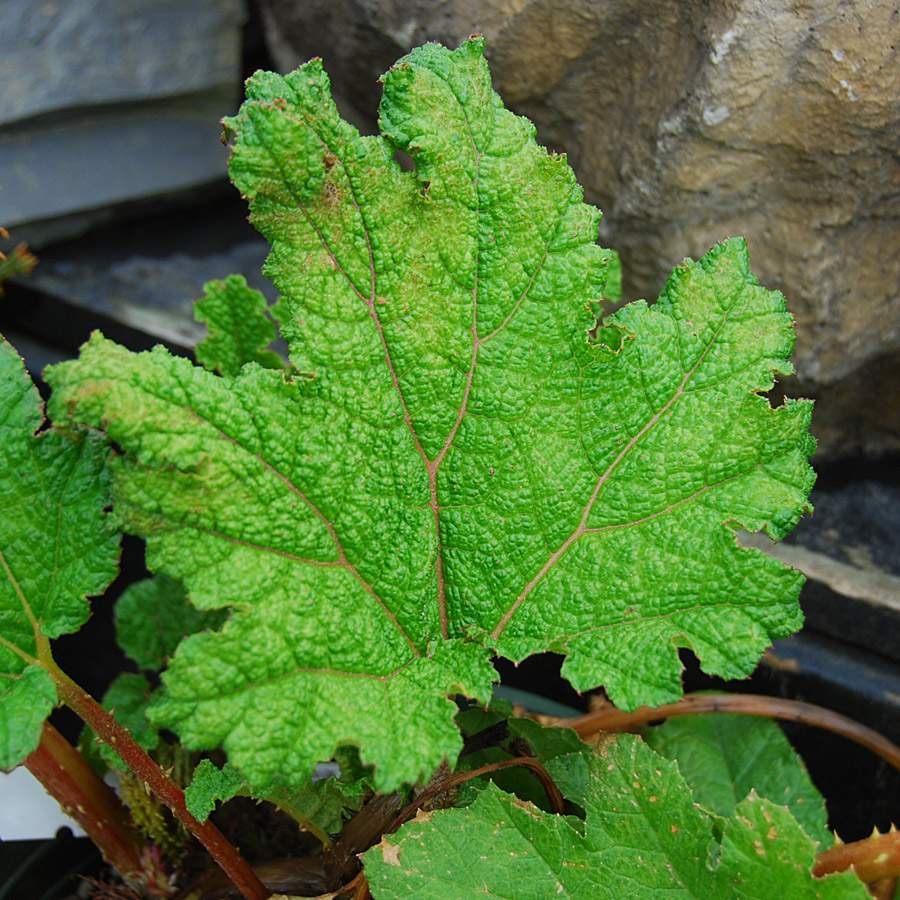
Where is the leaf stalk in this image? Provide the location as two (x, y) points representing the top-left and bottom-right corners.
(43, 656), (271, 900)
(558, 692), (900, 771)
(813, 829), (900, 883)
(25, 721), (145, 879)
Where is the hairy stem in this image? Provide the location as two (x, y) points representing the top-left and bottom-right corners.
(25, 721), (144, 878)
(814, 829), (900, 883)
(557, 693), (900, 771)
(42, 655), (270, 900)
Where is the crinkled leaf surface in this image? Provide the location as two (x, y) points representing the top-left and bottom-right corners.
(0, 338), (118, 769)
(185, 759), (245, 821)
(0, 665), (58, 769)
(364, 735), (866, 900)
(46, 39), (813, 791)
(643, 708), (829, 846)
(194, 274), (284, 377)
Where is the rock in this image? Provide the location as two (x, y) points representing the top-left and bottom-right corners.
(0, 0), (247, 247)
(256, 0), (900, 459)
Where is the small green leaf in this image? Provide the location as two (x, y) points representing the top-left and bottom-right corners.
(457, 703), (590, 809)
(0, 666), (57, 770)
(512, 717), (591, 806)
(185, 758), (245, 821)
(116, 574), (227, 671)
(186, 757), (363, 839)
(0, 337), (119, 768)
(269, 776), (364, 838)
(643, 709), (829, 846)
(194, 275), (284, 377)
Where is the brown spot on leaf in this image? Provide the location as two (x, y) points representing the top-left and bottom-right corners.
(380, 837), (401, 866)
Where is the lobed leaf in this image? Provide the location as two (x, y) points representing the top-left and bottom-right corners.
(0, 337), (119, 769)
(115, 574), (227, 672)
(187, 757), (363, 839)
(185, 758), (244, 821)
(46, 39), (814, 790)
(364, 735), (867, 900)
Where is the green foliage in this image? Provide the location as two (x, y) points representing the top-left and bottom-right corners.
(185, 758), (244, 821)
(0, 36), (843, 900)
(0, 230), (37, 294)
(457, 701), (590, 810)
(0, 338), (119, 769)
(193, 274), (284, 377)
(43, 37), (814, 795)
(186, 756), (365, 841)
(364, 734), (866, 900)
(115, 574), (227, 672)
(643, 708), (830, 846)
(0, 666), (57, 768)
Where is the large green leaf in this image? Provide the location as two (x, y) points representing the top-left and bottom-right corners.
(364, 735), (866, 900)
(0, 338), (119, 769)
(46, 39), (814, 790)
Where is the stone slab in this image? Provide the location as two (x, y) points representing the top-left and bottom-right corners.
(0, 0), (247, 246)
(1, 97), (237, 245)
(0, 0), (246, 125)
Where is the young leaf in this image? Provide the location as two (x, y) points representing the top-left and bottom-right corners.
(364, 736), (868, 900)
(115, 574), (227, 672)
(643, 709), (829, 846)
(185, 758), (245, 821)
(0, 337), (119, 769)
(46, 39), (814, 791)
(193, 275), (284, 377)
(457, 702), (590, 809)
(187, 757), (362, 845)
(0, 233), (37, 293)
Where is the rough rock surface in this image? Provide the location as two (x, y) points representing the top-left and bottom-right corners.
(257, 0), (900, 459)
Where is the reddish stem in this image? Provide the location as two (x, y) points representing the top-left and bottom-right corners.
(392, 756), (565, 831)
(25, 721), (144, 878)
(558, 693), (900, 771)
(45, 659), (270, 900)
(814, 830), (900, 883)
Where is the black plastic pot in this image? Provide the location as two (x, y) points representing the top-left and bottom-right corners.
(0, 828), (101, 900)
